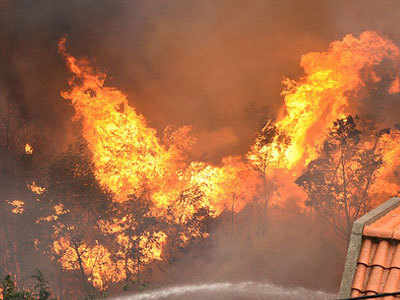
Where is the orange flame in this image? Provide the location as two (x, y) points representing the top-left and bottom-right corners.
(249, 31), (400, 174)
(8, 200), (24, 214)
(248, 31), (400, 205)
(56, 31), (400, 288)
(28, 181), (46, 195)
(58, 38), (189, 205)
(53, 238), (124, 290)
(58, 37), (261, 216)
(25, 143), (33, 154)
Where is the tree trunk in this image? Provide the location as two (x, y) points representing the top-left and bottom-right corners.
(135, 239), (141, 286)
(261, 171), (269, 236)
(125, 225), (134, 287)
(340, 147), (351, 238)
(73, 243), (90, 296)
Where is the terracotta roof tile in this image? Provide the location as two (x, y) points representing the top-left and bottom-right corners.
(370, 240), (378, 265)
(352, 263), (367, 291)
(390, 244), (400, 269)
(383, 268), (400, 293)
(351, 239), (400, 295)
(366, 265), (384, 293)
(371, 240), (390, 267)
(351, 205), (400, 296)
(358, 238), (372, 265)
(393, 223), (400, 240)
(364, 205), (400, 239)
(351, 289), (361, 298)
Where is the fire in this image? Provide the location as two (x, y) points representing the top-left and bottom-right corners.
(8, 200), (24, 214)
(54, 31), (400, 291)
(28, 181), (46, 195)
(57, 37), (264, 288)
(186, 157), (262, 215)
(58, 37), (261, 215)
(58, 38), (191, 205)
(51, 224), (166, 290)
(369, 131), (400, 200)
(53, 238), (124, 290)
(248, 31), (400, 174)
(36, 203), (69, 223)
(25, 143), (33, 154)
(248, 31), (400, 205)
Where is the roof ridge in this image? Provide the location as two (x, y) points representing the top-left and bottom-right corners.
(339, 198), (400, 298)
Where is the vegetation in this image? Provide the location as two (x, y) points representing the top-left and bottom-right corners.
(296, 116), (388, 240)
(247, 121), (288, 234)
(0, 111), (394, 298)
(1, 271), (54, 300)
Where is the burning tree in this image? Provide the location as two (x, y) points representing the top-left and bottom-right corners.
(108, 189), (165, 290)
(164, 186), (211, 252)
(296, 116), (387, 240)
(37, 141), (118, 297)
(247, 121), (289, 234)
(7, 31), (398, 297)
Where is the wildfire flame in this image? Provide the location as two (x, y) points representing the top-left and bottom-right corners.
(249, 31), (400, 173)
(28, 181), (46, 195)
(25, 143), (33, 154)
(53, 238), (124, 290)
(248, 31), (400, 205)
(56, 37), (264, 289)
(55, 31), (400, 289)
(58, 37), (262, 216)
(8, 200), (24, 214)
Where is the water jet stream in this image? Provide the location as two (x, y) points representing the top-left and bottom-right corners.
(111, 281), (335, 300)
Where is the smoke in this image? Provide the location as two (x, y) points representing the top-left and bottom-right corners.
(3, 0), (400, 161)
(1, 0), (333, 161)
(154, 207), (346, 294)
(1, 0), (399, 161)
(111, 281), (334, 300)
(3, 1), (400, 295)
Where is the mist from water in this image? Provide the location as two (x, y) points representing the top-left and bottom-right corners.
(111, 281), (336, 300)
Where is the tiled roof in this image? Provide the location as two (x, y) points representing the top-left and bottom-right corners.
(351, 205), (400, 298)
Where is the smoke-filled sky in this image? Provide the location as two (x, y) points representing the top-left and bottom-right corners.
(2, 0), (400, 161)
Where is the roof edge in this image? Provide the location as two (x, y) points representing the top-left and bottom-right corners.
(338, 197), (400, 298)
